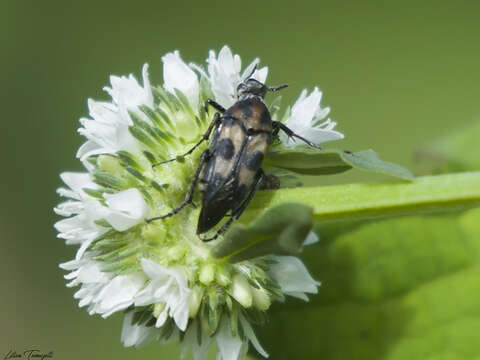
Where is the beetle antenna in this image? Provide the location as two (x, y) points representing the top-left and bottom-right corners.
(268, 84), (289, 92)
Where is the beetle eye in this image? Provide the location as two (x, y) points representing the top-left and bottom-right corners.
(237, 83), (247, 92)
(246, 78), (261, 88)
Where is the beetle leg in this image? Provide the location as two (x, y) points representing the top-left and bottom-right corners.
(202, 169), (265, 242)
(260, 173), (280, 190)
(272, 121), (323, 150)
(146, 150), (210, 223)
(152, 113), (221, 167)
(204, 99), (226, 114)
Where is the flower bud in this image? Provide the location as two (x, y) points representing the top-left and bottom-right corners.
(215, 266), (231, 286)
(231, 274), (252, 308)
(251, 286), (271, 311)
(98, 155), (123, 174)
(199, 263), (215, 285)
(167, 245), (186, 261)
(189, 286), (203, 318)
(153, 302), (165, 318)
(142, 223), (166, 243)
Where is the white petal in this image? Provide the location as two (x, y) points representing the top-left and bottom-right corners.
(134, 283), (156, 307)
(155, 308), (168, 328)
(59, 259), (81, 271)
(105, 69), (152, 110)
(268, 256), (320, 300)
(103, 189), (149, 231)
(140, 258), (168, 279)
(172, 294), (190, 330)
(76, 140), (105, 165)
(76, 262), (110, 284)
(88, 99), (120, 125)
(76, 64), (152, 160)
(141, 63), (153, 108)
(239, 315), (269, 358)
(75, 233), (102, 260)
(94, 273), (147, 317)
(241, 58), (259, 80)
(54, 200), (83, 216)
(306, 127), (344, 144)
(233, 54), (242, 73)
(216, 319), (244, 360)
(282, 87), (344, 147)
(162, 50), (200, 109)
(121, 312), (156, 347)
(251, 67), (268, 84)
(60, 172), (96, 198)
(206, 46), (269, 109)
(218, 46), (236, 75)
(289, 88), (322, 128)
(137, 259), (191, 331)
(182, 320), (213, 360)
(314, 107), (331, 122)
(303, 231), (319, 246)
(54, 215), (84, 234)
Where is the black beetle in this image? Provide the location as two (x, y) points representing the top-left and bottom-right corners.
(147, 74), (321, 240)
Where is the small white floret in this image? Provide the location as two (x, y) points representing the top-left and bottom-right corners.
(103, 188), (149, 231)
(268, 256), (321, 301)
(162, 50), (200, 109)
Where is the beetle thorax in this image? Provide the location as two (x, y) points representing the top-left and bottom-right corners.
(236, 92), (264, 102)
(236, 78), (268, 101)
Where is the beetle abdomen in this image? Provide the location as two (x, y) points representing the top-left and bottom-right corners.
(197, 177), (235, 234)
(197, 98), (272, 235)
(238, 132), (268, 186)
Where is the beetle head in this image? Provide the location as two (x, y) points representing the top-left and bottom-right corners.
(237, 78), (288, 100)
(237, 78), (268, 99)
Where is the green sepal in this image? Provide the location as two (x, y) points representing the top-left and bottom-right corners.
(264, 147), (414, 180)
(128, 125), (157, 149)
(116, 150), (142, 170)
(154, 107), (174, 128)
(92, 170), (127, 190)
(150, 180), (166, 193)
(174, 89), (195, 116)
(85, 156), (98, 167)
(142, 150), (157, 164)
(93, 219), (111, 228)
(83, 187), (106, 199)
(229, 305), (239, 337)
(131, 306), (154, 326)
(199, 75), (215, 103)
(159, 318), (175, 339)
(125, 166), (146, 182)
(152, 86), (176, 113)
(129, 110), (168, 147)
(212, 203), (313, 263)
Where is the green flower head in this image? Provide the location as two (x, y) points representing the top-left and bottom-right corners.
(55, 46), (342, 360)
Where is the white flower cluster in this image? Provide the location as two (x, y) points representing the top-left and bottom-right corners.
(56, 46), (339, 360)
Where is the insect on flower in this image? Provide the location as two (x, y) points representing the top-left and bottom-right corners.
(147, 67), (323, 240)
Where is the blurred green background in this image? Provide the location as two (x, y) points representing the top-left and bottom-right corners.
(2, 0), (480, 359)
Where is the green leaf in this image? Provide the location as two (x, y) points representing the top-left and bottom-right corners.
(242, 172), (480, 225)
(258, 207), (480, 359)
(416, 120), (480, 174)
(264, 146), (414, 180)
(212, 203), (313, 263)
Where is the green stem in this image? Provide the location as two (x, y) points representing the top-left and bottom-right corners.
(243, 172), (480, 223)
